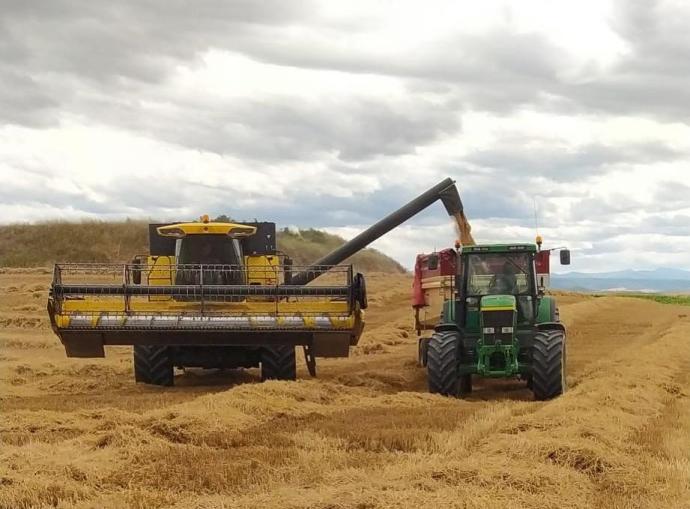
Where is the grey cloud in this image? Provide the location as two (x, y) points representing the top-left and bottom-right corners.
(645, 214), (690, 236)
(464, 140), (684, 180)
(555, 1), (690, 121)
(0, 0), (317, 126)
(0, 0), (467, 160)
(0, 0), (565, 134)
(585, 234), (689, 256)
(72, 92), (461, 161)
(0, 66), (61, 126)
(0, 0), (315, 83)
(654, 181), (690, 208)
(175, 97), (460, 161)
(0, 181), (121, 215)
(4, 0), (690, 136)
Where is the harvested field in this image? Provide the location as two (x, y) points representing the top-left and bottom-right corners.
(1, 269), (690, 508)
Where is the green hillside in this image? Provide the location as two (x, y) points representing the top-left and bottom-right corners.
(0, 220), (406, 273)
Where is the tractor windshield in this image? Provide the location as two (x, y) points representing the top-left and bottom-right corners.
(466, 252), (532, 296)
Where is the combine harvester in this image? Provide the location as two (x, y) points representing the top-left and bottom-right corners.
(413, 237), (571, 400)
(47, 178), (472, 386)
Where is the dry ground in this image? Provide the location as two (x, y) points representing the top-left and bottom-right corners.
(1, 269), (690, 509)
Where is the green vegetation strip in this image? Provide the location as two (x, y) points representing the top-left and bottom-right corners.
(622, 294), (690, 306)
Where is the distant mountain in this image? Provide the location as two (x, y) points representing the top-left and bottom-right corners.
(554, 268), (690, 281)
(551, 268), (690, 293)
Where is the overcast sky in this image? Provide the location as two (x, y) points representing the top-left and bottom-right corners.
(2, 0), (689, 272)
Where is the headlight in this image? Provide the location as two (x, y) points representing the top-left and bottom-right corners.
(157, 227), (186, 238)
(483, 327), (495, 334)
(501, 327), (514, 333)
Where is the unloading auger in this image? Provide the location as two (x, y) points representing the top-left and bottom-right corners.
(47, 178), (472, 386)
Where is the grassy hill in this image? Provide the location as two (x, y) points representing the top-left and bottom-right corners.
(0, 220), (406, 273)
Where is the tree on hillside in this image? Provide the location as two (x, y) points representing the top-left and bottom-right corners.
(213, 214), (235, 222)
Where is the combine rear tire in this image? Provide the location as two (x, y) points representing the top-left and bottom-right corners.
(531, 330), (566, 400)
(261, 345), (296, 381)
(133, 345), (174, 386)
(427, 331), (467, 396)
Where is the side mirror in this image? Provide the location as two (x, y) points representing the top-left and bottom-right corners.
(560, 249), (571, 265)
(427, 253), (439, 271)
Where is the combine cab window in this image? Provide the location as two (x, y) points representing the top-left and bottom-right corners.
(467, 253), (532, 296)
(175, 235), (245, 286)
(176, 235), (243, 265)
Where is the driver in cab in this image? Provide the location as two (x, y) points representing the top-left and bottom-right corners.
(490, 261), (518, 294)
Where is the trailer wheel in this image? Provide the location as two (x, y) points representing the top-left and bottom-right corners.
(133, 345), (174, 386)
(427, 331), (460, 396)
(261, 345), (296, 381)
(418, 337), (430, 367)
(458, 373), (472, 395)
(531, 330), (566, 401)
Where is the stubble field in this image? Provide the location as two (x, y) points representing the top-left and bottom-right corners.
(1, 269), (690, 508)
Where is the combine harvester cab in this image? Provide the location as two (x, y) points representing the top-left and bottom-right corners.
(48, 177), (473, 386)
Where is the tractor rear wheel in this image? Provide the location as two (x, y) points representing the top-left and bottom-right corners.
(133, 345), (174, 386)
(261, 345), (297, 381)
(427, 331), (462, 396)
(531, 330), (566, 400)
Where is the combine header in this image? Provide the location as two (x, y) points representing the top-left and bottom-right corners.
(48, 178), (472, 386)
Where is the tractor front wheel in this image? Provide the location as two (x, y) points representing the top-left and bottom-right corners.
(427, 331), (464, 396)
(531, 330), (566, 400)
(261, 345), (297, 381)
(133, 345), (174, 386)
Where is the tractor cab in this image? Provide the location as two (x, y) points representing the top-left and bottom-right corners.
(459, 245), (537, 322)
(461, 245), (539, 328)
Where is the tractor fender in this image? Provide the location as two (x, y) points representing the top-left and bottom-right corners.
(434, 322), (461, 333)
(536, 296), (557, 322)
(537, 322), (566, 333)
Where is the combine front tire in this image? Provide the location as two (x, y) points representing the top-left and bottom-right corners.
(531, 330), (566, 400)
(261, 345), (297, 381)
(133, 345), (174, 386)
(427, 331), (469, 396)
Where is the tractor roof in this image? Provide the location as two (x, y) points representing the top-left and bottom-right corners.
(463, 243), (536, 254)
(157, 219), (257, 238)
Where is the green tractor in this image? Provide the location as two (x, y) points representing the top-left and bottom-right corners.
(416, 243), (570, 400)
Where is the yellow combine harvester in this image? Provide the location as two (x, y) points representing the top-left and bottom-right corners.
(48, 178), (472, 386)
